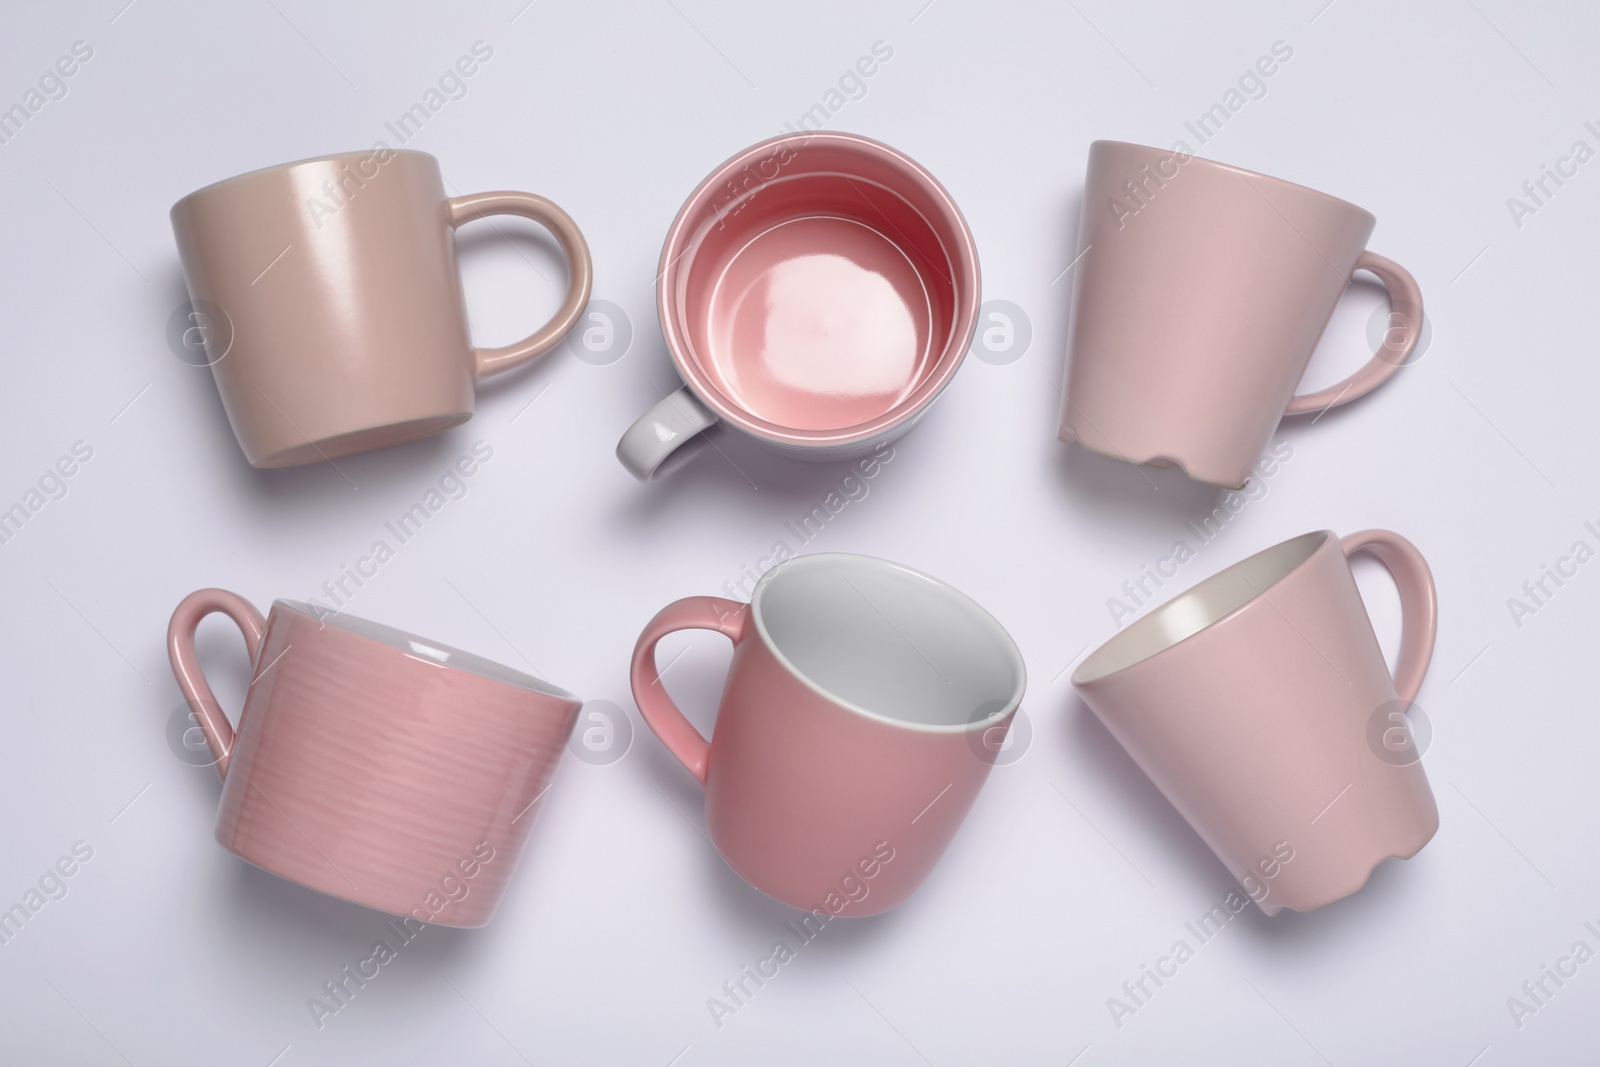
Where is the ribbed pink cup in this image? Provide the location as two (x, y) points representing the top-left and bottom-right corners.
(166, 590), (580, 927)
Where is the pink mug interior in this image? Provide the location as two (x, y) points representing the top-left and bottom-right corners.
(658, 133), (979, 444)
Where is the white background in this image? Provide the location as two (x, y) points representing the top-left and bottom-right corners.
(0, 1), (1595, 1064)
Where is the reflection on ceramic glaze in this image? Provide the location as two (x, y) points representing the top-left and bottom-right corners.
(704, 217), (931, 430)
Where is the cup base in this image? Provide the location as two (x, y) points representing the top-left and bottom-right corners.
(250, 411), (471, 468)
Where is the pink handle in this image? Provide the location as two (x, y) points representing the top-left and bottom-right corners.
(166, 588), (268, 780)
(1285, 251), (1423, 415)
(629, 596), (748, 786)
(1339, 530), (1437, 705)
(447, 191), (594, 381)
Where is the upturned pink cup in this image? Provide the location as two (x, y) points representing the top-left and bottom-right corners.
(166, 590), (580, 927)
(617, 132), (980, 480)
(1060, 140), (1424, 489)
(630, 554), (1025, 915)
(1073, 530), (1438, 915)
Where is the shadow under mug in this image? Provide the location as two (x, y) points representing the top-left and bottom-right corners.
(616, 133), (980, 481)
(1073, 530), (1438, 915)
(1059, 140), (1425, 489)
(171, 149), (592, 468)
(166, 589), (580, 927)
(630, 553), (1026, 915)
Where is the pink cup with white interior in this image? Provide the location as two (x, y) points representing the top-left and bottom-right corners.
(616, 132), (981, 480)
(166, 589), (580, 927)
(630, 553), (1026, 915)
(1072, 530), (1439, 915)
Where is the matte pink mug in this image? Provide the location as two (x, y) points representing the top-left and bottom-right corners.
(166, 590), (580, 927)
(1073, 530), (1438, 915)
(171, 149), (592, 467)
(616, 133), (980, 480)
(630, 554), (1025, 915)
(1060, 141), (1424, 489)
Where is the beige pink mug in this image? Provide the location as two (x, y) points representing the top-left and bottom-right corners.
(171, 149), (592, 467)
(166, 589), (580, 927)
(1060, 141), (1424, 489)
(1073, 530), (1438, 915)
(630, 553), (1025, 915)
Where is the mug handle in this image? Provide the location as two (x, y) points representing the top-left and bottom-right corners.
(446, 192), (594, 381)
(1284, 251), (1423, 416)
(616, 385), (721, 482)
(166, 589), (268, 780)
(628, 596), (748, 784)
(1339, 530), (1437, 704)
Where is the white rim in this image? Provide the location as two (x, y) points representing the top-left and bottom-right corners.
(273, 600), (577, 700)
(1073, 531), (1332, 685)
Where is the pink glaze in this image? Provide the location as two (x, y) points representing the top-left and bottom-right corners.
(699, 215), (932, 430)
(660, 132), (977, 448)
(166, 590), (580, 927)
(1074, 531), (1439, 915)
(629, 554), (1026, 916)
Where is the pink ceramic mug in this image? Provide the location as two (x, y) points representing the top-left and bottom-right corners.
(166, 590), (580, 927)
(616, 133), (980, 480)
(1060, 141), (1424, 489)
(630, 554), (1025, 915)
(171, 149), (592, 467)
(1073, 530), (1438, 915)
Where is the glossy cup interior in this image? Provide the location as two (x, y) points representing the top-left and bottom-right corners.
(750, 554), (1025, 729)
(1074, 532), (1331, 683)
(660, 134), (978, 443)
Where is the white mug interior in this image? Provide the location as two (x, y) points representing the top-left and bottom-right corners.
(750, 554), (1025, 730)
(274, 600), (576, 699)
(1073, 531), (1331, 684)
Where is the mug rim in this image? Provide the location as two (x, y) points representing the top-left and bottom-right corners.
(170, 148), (438, 218)
(657, 131), (981, 448)
(747, 552), (1027, 734)
(1072, 530), (1335, 686)
(1090, 139), (1377, 227)
(271, 599), (579, 702)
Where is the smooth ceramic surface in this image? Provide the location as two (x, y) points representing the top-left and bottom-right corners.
(171, 149), (592, 468)
(166, 589), (581, 927)
(617, 132), (980, 480)
(629, 554), (1025, 915)
(1059, 141), (1424, 489)
(1074, 530), (1439, 915)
